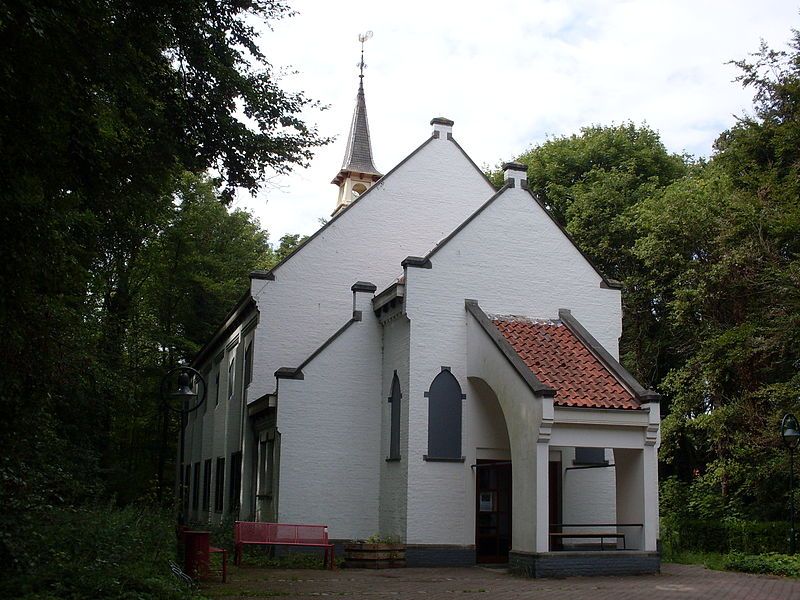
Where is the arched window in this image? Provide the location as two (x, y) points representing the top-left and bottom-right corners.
(388, 371), (402, 460)
(351, 182), (367, 200)
(424, 368), (465, 461)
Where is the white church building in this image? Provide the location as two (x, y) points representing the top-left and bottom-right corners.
(183, 74), (662, 577)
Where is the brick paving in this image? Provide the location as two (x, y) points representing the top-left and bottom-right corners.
(201, 563), (800, 600)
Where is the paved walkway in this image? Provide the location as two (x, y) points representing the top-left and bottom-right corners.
(201, 563), (800, 599)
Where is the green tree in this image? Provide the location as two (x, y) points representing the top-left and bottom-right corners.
(494, 124), (689, 386)
(0, 0), (327, 575)
(635, 34), (800, 521)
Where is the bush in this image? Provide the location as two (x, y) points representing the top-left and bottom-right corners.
(724, 552), (800, 577)
(661, 518), (787, 556)
(2, 504), (194, 599)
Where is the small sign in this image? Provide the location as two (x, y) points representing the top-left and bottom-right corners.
(479, 492), (494, 512)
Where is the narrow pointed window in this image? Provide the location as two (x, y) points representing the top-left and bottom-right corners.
(388, 371), (401, 460)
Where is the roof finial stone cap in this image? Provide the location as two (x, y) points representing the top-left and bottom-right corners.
(431, 117), (454, 139)
(502, 161), (528, 187)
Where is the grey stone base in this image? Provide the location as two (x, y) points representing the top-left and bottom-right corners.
(509, 550), (660, 578)
(405, 544), (476, 567)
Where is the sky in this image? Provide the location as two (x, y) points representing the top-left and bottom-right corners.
(233, 0), (799, 241)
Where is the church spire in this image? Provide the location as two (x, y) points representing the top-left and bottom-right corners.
(332, 31), (381, 215)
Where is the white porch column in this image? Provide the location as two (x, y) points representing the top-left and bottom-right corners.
(510, 434), (538, 553)
(614, 447), (658, 551)
(642, 444), (659, 550)
(535, 441), (550, 552)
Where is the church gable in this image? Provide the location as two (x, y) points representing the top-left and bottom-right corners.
(422, 163), (619, 291)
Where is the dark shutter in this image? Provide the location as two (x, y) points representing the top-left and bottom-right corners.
(388, 371), (401, 459)
(426, 369), (464, 459)
(214, 457), (225, 512)
(574, 447), (607, 465)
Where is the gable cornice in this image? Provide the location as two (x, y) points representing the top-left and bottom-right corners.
(423, 183), (512, 263)
(410, 181), (623, 290)
(524, 189), (623, 290)
(191, 291), (257, 368)
(250, 128), (498, 283)
(273, 310), (364, 382)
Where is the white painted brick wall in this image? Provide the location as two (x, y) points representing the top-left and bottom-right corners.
(248, 132), (495, 406)
(276, 295), (383, 540)
(184, 125), (495, 529)
(560, 447), (617, 527)
(404, 184), (622, 545)
(379, 314), (410, 539)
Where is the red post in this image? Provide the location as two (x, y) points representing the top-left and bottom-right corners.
(184, 530), (211, 578)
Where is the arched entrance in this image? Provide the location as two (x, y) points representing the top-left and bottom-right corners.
(469, 376), (513, 563)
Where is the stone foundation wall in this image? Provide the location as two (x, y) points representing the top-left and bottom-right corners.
(509, 550), (660, 577)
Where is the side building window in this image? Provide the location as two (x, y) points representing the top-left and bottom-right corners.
(202, 459), (212, 511)
(244, 340), (254, 389)
(192, 462), (200, 511)
(424, 368), (465, 461)
(227, 357), (236, 402)
(229, 451), (242, 511)
(183, 465), (191, 511)
(388, 371), (401, 460)
(215, 367), (221, 406)
(214, 457), (225, 512)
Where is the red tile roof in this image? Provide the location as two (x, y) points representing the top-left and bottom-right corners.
(492, 318), (640, 410)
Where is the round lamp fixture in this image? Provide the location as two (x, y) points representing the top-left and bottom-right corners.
(782, 414), (800, 450)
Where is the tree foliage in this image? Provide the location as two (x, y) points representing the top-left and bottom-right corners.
(0, 1), (324, 586)
(497, 32), (800, 528)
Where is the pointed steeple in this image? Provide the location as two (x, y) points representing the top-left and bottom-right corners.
(332, 32), (382, 214)
(333, 80), (381, 184)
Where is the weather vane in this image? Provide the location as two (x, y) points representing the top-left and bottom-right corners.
(358, 31), (373, 80)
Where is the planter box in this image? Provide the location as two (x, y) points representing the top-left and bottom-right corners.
(344, 542), (406, 569)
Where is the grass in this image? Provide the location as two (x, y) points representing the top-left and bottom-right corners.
(664, 550), (728, 571)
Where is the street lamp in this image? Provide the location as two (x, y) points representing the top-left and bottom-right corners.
(162, 366), (207, 527)
(781, 413), (800, 554)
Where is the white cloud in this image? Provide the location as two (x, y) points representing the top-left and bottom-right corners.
(233, 0), (799, 240)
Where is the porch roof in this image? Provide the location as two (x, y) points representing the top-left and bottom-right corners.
(491, 317), (640, 410)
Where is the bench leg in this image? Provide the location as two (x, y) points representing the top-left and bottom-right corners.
(221, 549), (227, 583)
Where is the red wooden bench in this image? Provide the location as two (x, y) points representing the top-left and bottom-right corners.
(234, 521), (335, 569)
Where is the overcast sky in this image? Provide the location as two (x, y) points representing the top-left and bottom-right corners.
(233, 0), (798, 241)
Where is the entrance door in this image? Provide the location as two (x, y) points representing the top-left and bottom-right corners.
(475, 460), (512, 563)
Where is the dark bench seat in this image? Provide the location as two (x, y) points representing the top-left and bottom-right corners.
(549, 531), (626, 551)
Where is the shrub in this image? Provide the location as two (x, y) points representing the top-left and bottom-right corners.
(724, 552), (800, 577)
(661, 518), (787, 556)
(2, 504), (193, 599)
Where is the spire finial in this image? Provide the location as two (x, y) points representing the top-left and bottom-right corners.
(357, 31), (373, 83)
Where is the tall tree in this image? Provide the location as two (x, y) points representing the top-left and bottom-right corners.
(639, 33), (800, 521)
(0, 0), (327, 532)
(494, 124), (689, 386)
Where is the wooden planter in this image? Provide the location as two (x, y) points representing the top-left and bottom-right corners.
(343, 542), (406, 569)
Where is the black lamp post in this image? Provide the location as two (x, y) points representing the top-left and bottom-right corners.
(162, 366), (207, 527)
(781, 413), (800, 554)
